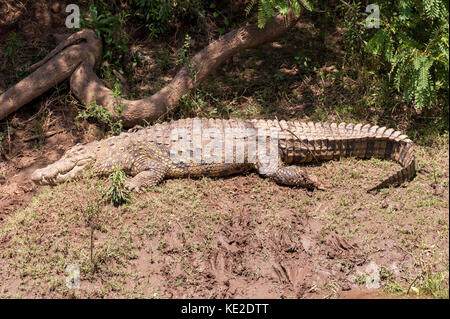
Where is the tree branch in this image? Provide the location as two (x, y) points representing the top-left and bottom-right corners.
(0, 10), (301, 127)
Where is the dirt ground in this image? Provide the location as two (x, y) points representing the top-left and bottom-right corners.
(1, 136), (448, 299)
(0, 1), (448, 299)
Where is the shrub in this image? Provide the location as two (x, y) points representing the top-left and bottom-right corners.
(364, 0), (449, 111)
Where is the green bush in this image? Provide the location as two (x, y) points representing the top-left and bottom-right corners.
(134, 0), (173, 37)
(134, 0), (206, 38)
(253, 1), (448, 114)
(80, 2), (129, 64)
(245, 0), (314, 27)
(364, 0), (449, 111)
(103, 166), (131, 206)
(76, 101), (124, 136)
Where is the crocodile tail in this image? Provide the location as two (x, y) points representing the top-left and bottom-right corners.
(367, 128), (416, 192)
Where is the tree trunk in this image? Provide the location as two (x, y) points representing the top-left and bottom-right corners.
(0, 11), (301, 127)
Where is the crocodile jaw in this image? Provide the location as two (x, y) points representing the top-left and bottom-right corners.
(31, 144), (96, 185)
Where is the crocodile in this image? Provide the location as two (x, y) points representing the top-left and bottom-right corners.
(30, 118), (416, 192)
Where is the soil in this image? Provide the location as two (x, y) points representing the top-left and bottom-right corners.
(0, 0), (448, 299)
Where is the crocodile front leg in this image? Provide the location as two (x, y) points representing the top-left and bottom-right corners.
(125, 160), (169, 191)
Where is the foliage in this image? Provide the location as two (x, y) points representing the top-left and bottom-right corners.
(176, 34), (198, 80)
(100, 65), (126, 98)
(76, 101), (124, 136)
(245, 0), (315, 28)
(2, 32), (22, 65)
(83, 202), (101, 227)
(337, 1), (367, 57)
(134, 0), (206, 38)
(80, 2), (129, 63)
(134, 0), (173, 38)
(419, 269), (449, 299)
(103, 166), (131, 206)
(209, 2), (231, 36)
(362, 0), (449, 111)
(176, 34), (192, 67)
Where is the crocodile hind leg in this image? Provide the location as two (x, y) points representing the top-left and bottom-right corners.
(259, 164), (326, 190)
(125, 160), (169, 192)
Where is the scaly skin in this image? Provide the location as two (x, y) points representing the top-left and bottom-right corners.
(31, 118), (416, 192)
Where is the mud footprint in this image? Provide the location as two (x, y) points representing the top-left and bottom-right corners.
(272, 261), (309, 292)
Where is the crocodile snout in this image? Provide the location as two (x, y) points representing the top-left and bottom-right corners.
(30, 169), (45, 184)
(31, 161), (75, 185)
(31, 156), (94, 185)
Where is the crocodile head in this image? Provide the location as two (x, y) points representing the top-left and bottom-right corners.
(31, 143), (97, 185)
